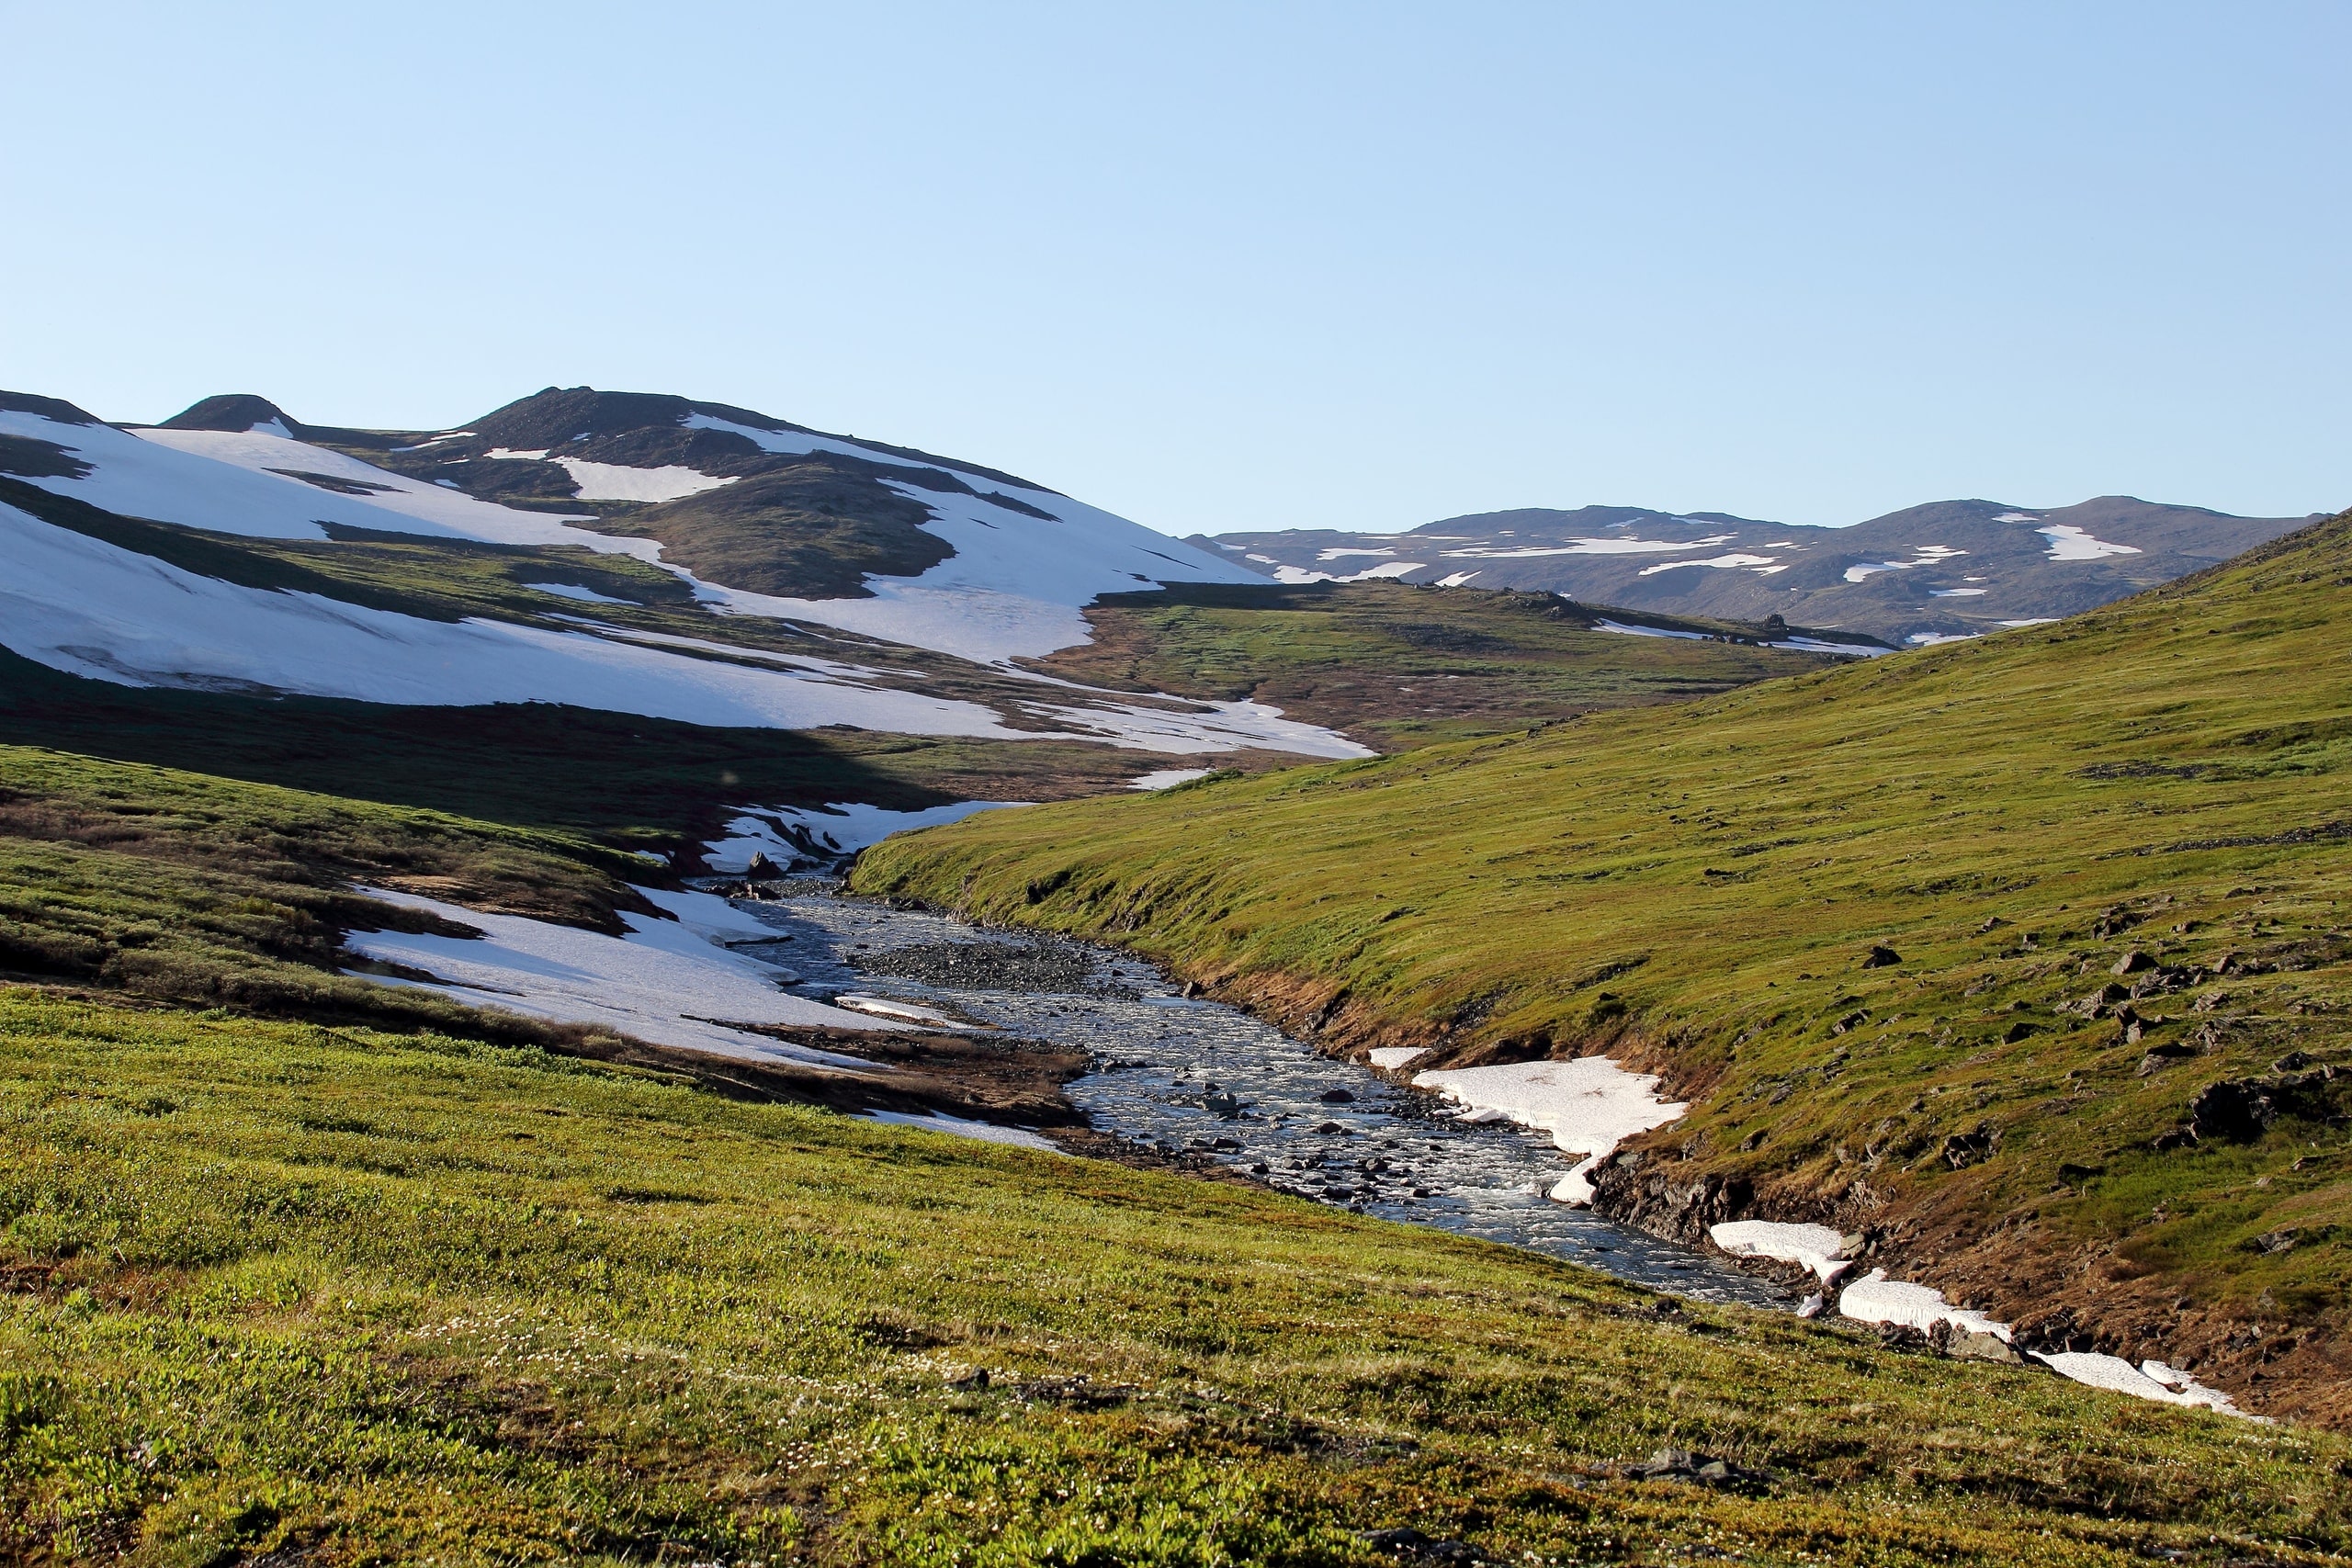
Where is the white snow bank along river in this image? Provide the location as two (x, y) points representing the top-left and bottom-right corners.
(1708, 1221), (1850, 1284)
(1830, 1268), (2256, 1416)
(863, 1109), (1059, 1152)
(345, 886), (894, 1065)
(1410, 1057), (1686, 1205)
(705, 802), (1026, 874)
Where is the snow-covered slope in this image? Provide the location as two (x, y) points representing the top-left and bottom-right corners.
(131, 388), (1258, 661)
(0, 387), (1365, 759)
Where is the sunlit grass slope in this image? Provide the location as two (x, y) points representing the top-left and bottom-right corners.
(0, 742), (658, 1036)
(1033, 581), (1839, 749)
(854, 514), (2352, 1422)
(5, 991), (2348, 1565)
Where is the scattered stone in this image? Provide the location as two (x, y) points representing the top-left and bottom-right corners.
(1316, 1120), (1348, 1135)
(854, 939), (1094, 993)
(1319, 1087), (1358, 1104)
(1941, 1128), (1997, 1169)
(1629, 1448), (1773, 1486)
(1360, 1527), (1480, 1563)
(1861, 945), (1904, 969)
(1928, 1319), (2021, 1363)
(741, 851), (784, 880)
(2112, 950), (2155, 976)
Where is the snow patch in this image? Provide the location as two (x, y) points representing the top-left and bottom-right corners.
(1442, 535), (1735, 559)
(1929, 588), (1987, 597)
(1366, 1046), (1429, 1070)
(1271, 560), (1425, 584)
(1410, 1057), (1685, 1206)
(1772, 636), (1889, 657)
(1709, 1221), (1850, 1283)
(1594, 619), (1709, 642)
(525, 581), (639, 605)
(344, 885), (895, 1062)
(1837, 1269), (2011, 1341)
(2037, 524), (2142, 561)
(553, 458), (738, 504)
(1024, 696), (1374, 758)
(1432, 570), (1481, 588)
(831, 993), (956, 1026)
(1129, 768), (1215, 791)
(2032, 1353), (2255, 1416)
(705, 801), (1024, 874)
(1636, 553), (1778, 577)
(863, 1109), (1059, 1152)
(1842, 546), (1966, 583)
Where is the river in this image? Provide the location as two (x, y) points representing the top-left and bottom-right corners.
(722, 879), (1788, 1310)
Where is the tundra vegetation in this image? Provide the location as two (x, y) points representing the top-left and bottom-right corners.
(856, 513), (2352, 1429)
(2, 993), (2347, 1565)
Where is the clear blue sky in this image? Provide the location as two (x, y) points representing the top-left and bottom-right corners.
(6, 2), (2345, 535)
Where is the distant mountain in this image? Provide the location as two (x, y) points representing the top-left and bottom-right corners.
(95, 386), (1265, 661)
(1193, 496), (2329, 646)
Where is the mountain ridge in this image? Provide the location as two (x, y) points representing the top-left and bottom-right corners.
(1195, 492), (2331, 645)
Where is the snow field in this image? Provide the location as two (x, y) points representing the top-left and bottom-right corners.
(343, 886), (897, 1064)
(1129, 769), (1216, 790)
(678, 419), (1261, 661)
(0, 502), (1046, 736)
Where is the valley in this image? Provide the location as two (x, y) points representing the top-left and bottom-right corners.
(855, 513), (2352, 1428)
(1, 381), (2346, 1562)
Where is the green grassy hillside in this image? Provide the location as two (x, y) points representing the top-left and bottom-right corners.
(0, 743), (662, 1040)
(6, 989), (2347, 1565)
(854, 513), (2352, 1425)
(1031, 581), (1846, 750)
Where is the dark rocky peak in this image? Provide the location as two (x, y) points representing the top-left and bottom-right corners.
(159, 393), (303, 434)
(469, 387), (711, 450)
(1, 389), (105, 426)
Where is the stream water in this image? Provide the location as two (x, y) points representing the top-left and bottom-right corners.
(721, 880), (1788, 1310)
